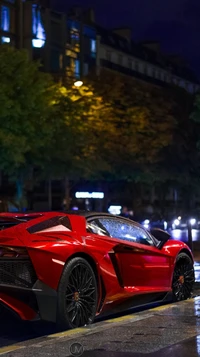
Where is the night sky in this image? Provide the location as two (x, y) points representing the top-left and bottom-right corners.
(52, 0), (200, 78)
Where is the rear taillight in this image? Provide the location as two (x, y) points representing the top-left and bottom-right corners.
(0, 246), (28, 258)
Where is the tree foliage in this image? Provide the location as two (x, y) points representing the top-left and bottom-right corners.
(38, 82), (114, 181)
(88, 71), (176, 181)
(0, 45), (54, 176)
(1, 45), (199, 210)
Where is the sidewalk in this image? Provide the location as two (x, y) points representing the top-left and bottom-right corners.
(1, 297), (200, 357)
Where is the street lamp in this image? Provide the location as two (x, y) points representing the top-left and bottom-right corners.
(74, 80), (83, 87)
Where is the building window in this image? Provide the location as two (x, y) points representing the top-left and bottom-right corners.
(50, 49), (61, 72)
(106, 51), (111, 61)
(135, 61), (139, 71)
(128, 58), (132, 69)
(32, 5), (46, 48)
(84, 25), (96, 38)
(118, 54), (123, 66)
(160, 72), (165, 81)
(68, 20), (80, 31)
(90, 39), (96, 57)
(83, 62), (89, 76)
(139, 62), (144, 73)
(143, 64), (148, 75)
(1, 6), (10, 32)
(1, 36), (10, 43)
(152, 68), (155, 77)
(147, 66), (152, 76)
(74, 59), (80, 78)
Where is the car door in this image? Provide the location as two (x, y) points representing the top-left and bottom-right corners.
(97, 217), (172, 290)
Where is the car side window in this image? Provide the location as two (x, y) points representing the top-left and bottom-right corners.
(98, 218), (155, 246)
(87, 219), (109, 236)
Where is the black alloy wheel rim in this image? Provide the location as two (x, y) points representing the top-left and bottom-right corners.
(65, 262), (97, 327)
(172, 260), (195, 301)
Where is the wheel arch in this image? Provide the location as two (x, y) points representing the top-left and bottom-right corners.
(171, 248), (195, 301)
(64, 252), (105, 312)
(170, 248), (194, 287)
(176, 248), (194, 263)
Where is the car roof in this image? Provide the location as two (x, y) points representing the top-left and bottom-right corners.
(64, 210), (141, 226)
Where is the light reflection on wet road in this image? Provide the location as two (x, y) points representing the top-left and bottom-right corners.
(169, 228), (200, 242)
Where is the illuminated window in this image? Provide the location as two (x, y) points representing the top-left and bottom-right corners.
(74, 59), (80, 78)
(32, 4), (46, 48)
(90, 39), (96, 57)
(68, 20), (80, 31)
(91, 39), (96, 52)
(1, 6), (10, 31)
(1, 36), (10, 43)
(70, 28), (80, 50)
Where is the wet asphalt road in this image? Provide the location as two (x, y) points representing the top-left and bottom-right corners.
(0, 228), (200, 349)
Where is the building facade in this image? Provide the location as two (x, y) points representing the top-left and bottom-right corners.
(0, 1), (97, 83)
(96, 27), (199, 94)
(0, 2), (199, 91)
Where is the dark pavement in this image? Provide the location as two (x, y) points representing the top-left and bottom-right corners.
(1, 296), (200, 356)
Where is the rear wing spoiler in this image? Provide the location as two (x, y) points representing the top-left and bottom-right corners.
(0, 213), (43, 229)
(0, 213), (43, 221)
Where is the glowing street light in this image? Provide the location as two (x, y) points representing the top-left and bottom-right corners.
(74, 80), (83, 87)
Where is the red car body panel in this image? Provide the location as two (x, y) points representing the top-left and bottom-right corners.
(0, 212), (193, 322)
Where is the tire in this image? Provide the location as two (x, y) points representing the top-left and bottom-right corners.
(57, 257), (98, 329)
(172, 252), (195, 301)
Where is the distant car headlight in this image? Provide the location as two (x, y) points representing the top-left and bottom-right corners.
(174, 219), (180, 226)
(142, 219), (150, 229)
(144, 219), (150, 225)
(190, 218), (196, 226)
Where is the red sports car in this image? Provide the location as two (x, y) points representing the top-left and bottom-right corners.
(0, 211), (195, 329)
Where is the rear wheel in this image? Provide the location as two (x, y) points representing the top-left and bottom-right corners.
(172, 253), (194, 301)
(57, 257), (98, 329)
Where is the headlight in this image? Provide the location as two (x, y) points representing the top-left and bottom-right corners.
(174, 219), (180, 226)
(190, 218), (196, 226)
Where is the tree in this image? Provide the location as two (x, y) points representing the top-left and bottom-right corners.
(37, 82), (116, 209)
(88, 72), (176, 179)
(143, 87), (200, 214)
(84, 71), (178, 211)
(0, 44), (55, 208)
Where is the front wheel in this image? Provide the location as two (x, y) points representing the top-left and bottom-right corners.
(172, 253), (195, 301)
(57, 257), (98, 330)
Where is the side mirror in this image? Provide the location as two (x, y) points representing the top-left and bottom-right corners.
(150, 228), (171, 248)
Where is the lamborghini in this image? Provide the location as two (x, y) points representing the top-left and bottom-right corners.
(0, 211), (195, 329)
